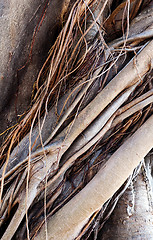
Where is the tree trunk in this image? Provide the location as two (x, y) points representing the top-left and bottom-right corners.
(99, 164), (153, 240)
(0, 0), (153, 239)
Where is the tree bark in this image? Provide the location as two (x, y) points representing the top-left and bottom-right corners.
(0, 1), (153, 239)
(99, 165), (153, 240)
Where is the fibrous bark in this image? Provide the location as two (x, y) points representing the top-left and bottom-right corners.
(0, 0), (153, 239)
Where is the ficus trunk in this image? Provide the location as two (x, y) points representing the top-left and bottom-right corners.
(0, 0), (153, 239)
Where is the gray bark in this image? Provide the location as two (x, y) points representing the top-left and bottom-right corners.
(0, 0), (70, 143)
(99, 164), (153, 240)
(0, 1), (153, 239)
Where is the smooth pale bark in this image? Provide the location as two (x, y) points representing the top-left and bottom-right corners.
(1, 1), (153, 240)
(45, 84), (138, 187)
(0, 0), (110, 177)
(2, 38), (153, 180)
(112, 93), (153, 127)
(99, 169), (153, 239)
(36, 114), (153, 240)
(1, 39), (153, 240)
(56, 40), (153, 145)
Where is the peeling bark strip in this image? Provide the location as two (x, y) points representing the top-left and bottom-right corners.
(36, 114), (153, 240)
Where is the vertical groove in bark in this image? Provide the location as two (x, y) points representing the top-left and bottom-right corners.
(99, 167), (153, 240)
